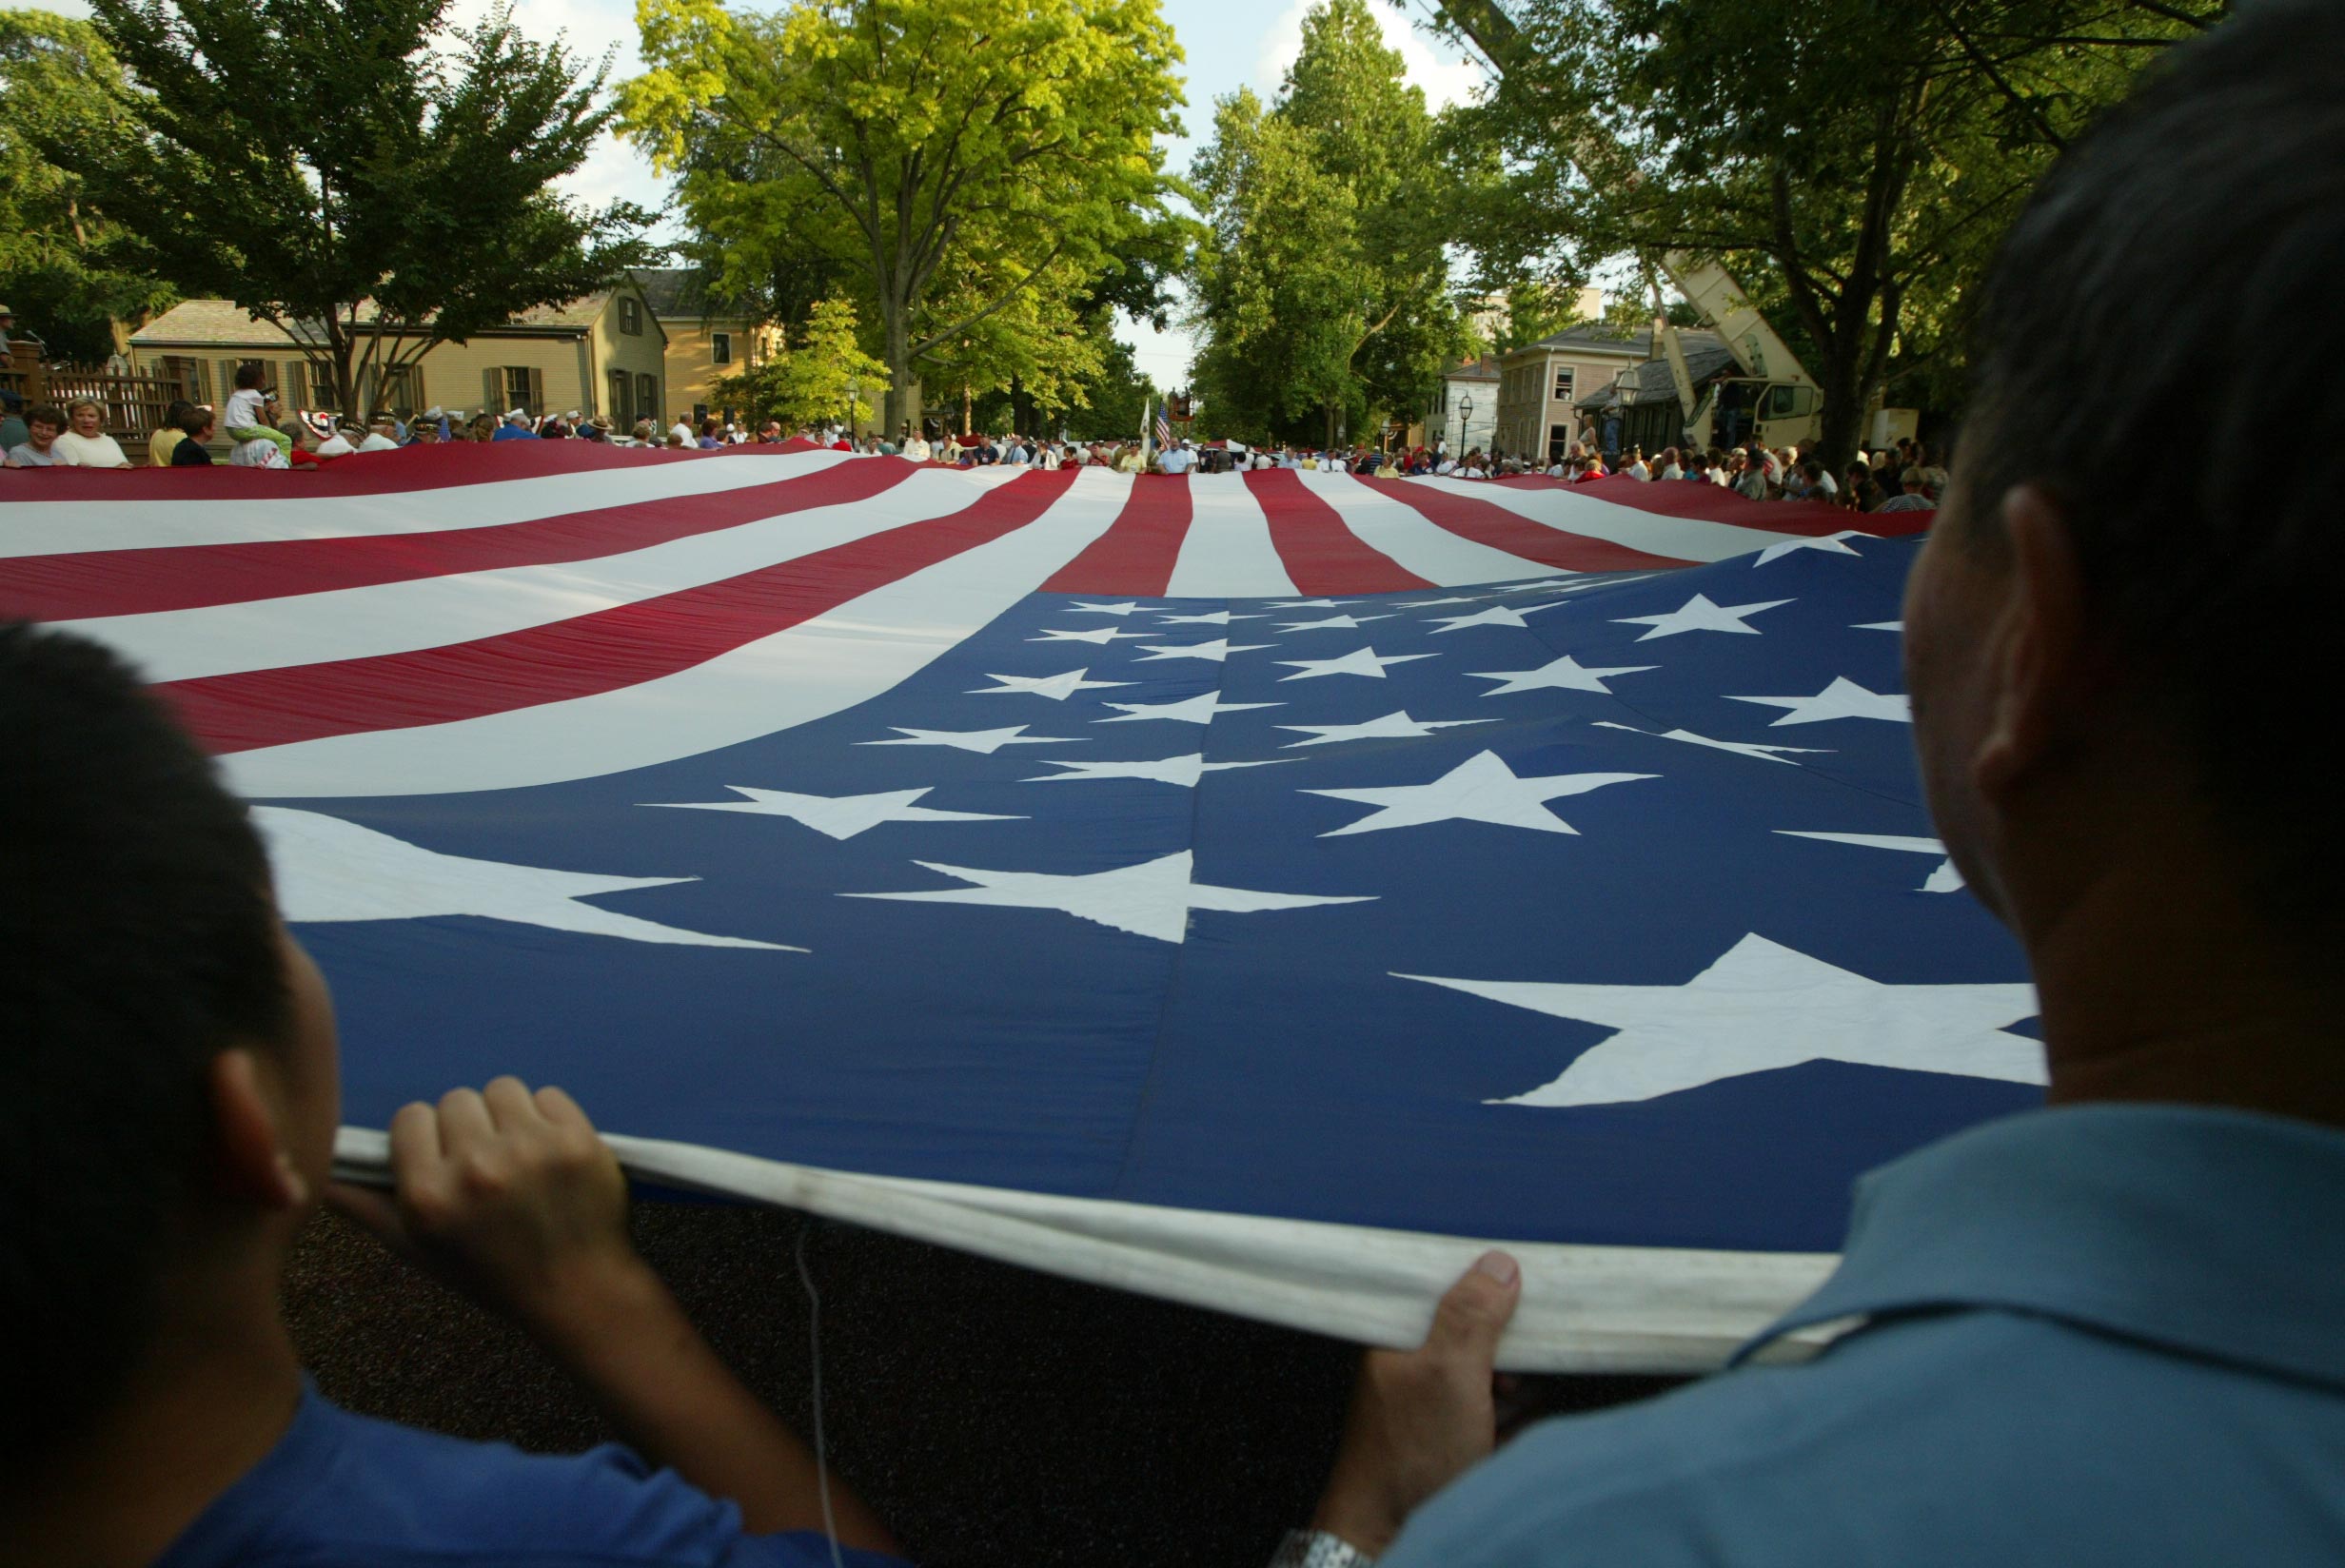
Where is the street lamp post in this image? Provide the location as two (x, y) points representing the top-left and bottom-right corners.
(1458, 395), (1474, 458)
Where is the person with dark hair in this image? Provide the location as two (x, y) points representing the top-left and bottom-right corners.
(6, 402), (66, 466)
(171, 405), (219, 465)
(149, 400), (199, 466)
(1274, 8), (2345, 1565)
(0, 626), (910, 1566)
(222, 365), (292, 459)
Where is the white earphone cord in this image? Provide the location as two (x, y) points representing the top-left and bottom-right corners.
(794, 1221), (847, 1568)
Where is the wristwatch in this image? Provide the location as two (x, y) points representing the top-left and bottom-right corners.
(1267, 1528), (1377, 1568)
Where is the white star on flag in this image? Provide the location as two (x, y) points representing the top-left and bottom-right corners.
(1029, 626), (1147, 644)
(1275, 614), (1394, 633)
(1854, 620), (1903, 632)
(648, 785), (1020, 841)
(1727, 676), (1911, 727)
(1752, 530), (1869, 566)
(1398, 933), (2042, 1107)
(1777, 831), (1964, 892)
(1589, 720), (1830, 765)
(1277, 711), (1495, 748)
(1470, 655), (1654, 696)
(1276, 647), (1437, 681)
(258, 808), (797, 951)
(1265, 598), (1358, 609)
(1307, 751), (1654, 837)
(1155, 610), (1268, 625)
(1427, 602), (1568, 635)
(1480, 578), (1573, 597)
(1394, 596), (1481, 609)
(1612, 594), (1793, 640)
(845, 851), (1373, 944)
(1066, 600), (1143, 617)
(1096, 693), (1283, 725)
(968, 668), (1133, 700)
(1134, 638), (1273, 663)
(1023, 755), (1296, 788)
(861, 725), (1081, 755)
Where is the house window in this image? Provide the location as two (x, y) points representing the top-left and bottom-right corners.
(608, 369), (632, 425)
(619, 296), (642, 336)
(636, 373), (659, 424)
(1552, 367), (1574, 402)
(711, 331), (732, 365)
(1548, 423), (1572, 463)
(365, 363), (424, 418)
(484, 365), (544, 418)
(158, 356), (208, 402)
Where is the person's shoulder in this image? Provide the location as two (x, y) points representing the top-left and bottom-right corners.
(170, 1395), (874, 1568)
(1392, 1302), (2345, 1568)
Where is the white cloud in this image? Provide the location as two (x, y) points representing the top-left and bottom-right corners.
(1251, 0), (1485, 112)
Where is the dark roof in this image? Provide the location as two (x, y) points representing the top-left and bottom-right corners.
(1444, 354), (1502, 382)
(634, 266), (752, 323)
(1574, 342), (1740, 411)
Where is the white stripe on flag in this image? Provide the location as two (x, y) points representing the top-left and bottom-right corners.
(1409, 478), (1812, 562)
(66, 466), (1030, 683)
(0, 451), (857, 558)
(1165, 478), (1297, 598)
(220, 466), (1132, 798)
(1309, 474), (1566, 586)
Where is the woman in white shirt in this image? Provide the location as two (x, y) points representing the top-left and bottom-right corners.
(52, 400), (131, 468)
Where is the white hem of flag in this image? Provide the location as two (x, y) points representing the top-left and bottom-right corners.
(335, 1125), (1839, 1374)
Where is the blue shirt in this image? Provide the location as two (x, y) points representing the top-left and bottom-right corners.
(1389, 1104), (2345, 1567)
(156, 1383), (912, 1568)
(492, 424), (541, 441)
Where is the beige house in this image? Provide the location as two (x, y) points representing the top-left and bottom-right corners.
(1492, 324), (1727, 465)
(128, 280), (668, 426)
(638, 267), (779, 425)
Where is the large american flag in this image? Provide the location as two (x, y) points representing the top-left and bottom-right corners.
(0, 444), (2039, 1369)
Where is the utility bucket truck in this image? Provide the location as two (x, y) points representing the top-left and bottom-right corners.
(1440, 0), (1917, 456)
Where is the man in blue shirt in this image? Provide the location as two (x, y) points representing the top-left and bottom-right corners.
(0, 628), (910, 1567)
(492, 406), (542, 441)
(1282, 8), (2345, 1565)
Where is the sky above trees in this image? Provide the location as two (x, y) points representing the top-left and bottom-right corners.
(38, 0), (1482, 384)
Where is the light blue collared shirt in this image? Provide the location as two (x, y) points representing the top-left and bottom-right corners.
(1389, 1104), (2345, 1566)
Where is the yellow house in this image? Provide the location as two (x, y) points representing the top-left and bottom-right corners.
(127, 280), (668, 427)
(637, 266), (781, 426)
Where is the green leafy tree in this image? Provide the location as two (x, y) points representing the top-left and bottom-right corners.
(1440, 0), (2197, 466)
(56, 0), (653, 419)
(1189, 0), (1467, 447)
(623, 0), (1185, 440)
(716, 296), (890, 429)
(0, 11), (177, 362)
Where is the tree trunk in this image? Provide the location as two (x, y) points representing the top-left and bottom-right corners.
(1815, 343), (1871, 477)
(882, 304), (914, 439)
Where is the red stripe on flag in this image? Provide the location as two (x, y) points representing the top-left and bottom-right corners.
(0, 439), (826, 503)
(0, 459), (918, 623)
(1352, 476), (1690, 573)
(1491, 475), (1933, 539)
(159, 468), (1080, 755)
(1039, 474), (1193, 596)
(1242, 468), (1432, 595)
